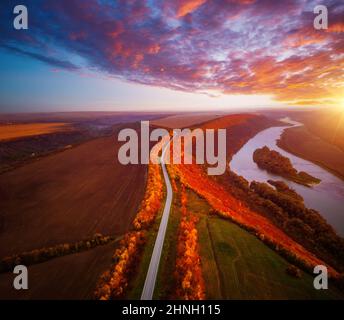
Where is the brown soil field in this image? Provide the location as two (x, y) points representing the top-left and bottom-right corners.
(302, 110), (344, 152)
(0, 242), (115, 299)
(278, 126), (344, 180)
(150, 113), (223, 129)
(0, 133), (147, 258)
(281, 109), (344, 152)
(0, 123), (72, 141)
(207, 114), (285, 162)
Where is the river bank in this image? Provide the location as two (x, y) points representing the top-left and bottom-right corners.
(277, 125), (344, 181)
(230, 118), (344, 237)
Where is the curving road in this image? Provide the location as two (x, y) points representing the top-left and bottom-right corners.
(141, 138), (173, 300)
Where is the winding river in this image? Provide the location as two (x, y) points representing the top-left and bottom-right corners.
(230, 118), (344, 237)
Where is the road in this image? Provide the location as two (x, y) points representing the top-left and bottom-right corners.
(141, 138), (173, 300)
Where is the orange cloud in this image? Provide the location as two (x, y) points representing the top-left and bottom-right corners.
(147, 44), (161, 54)
(283, 31), (328, 48)
(176, 0), (207, 18)
(327, 22), (344, 33)
(232, 0), (255, 3)
(132, 53), (144, 69)
(288, 99), (338, 106)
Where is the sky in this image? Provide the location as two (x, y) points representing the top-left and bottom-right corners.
(0, 0), (343, 112)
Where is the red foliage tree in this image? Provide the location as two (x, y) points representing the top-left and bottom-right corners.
(94, 231), (146, 300)
(174, 186), (206, 300)
(133, 164), (163, 230)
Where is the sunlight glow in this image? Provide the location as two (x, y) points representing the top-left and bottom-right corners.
(341, 99), (344, 110)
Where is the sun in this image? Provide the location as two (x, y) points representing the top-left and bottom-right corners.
(334, 97), (344, 110)
(336, 98), (344, 111)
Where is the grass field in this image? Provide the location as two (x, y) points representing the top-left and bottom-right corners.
(187, 190), (343, 300)
(0, 123), (71, 141)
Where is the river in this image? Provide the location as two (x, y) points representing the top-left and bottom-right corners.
(230, 117), (344, 237)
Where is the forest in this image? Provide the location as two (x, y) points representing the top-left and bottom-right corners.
(253, 146), (321, 186)
(225, 170), (344, 273)
(174, 186), (205, 300)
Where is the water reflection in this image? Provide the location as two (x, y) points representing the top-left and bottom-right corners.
(230, 117), (344, 236)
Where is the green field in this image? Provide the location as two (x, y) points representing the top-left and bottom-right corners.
(187, 190), (343, 300)
(127, 185), (343, 300)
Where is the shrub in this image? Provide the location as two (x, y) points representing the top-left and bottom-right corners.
(286, 265), (302, 278)
(94, 231), (146, 300)
(174, 186), (205, 300)
(0, 233), (115, 273)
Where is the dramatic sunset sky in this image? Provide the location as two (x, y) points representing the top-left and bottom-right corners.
(0, 0), (343, 112)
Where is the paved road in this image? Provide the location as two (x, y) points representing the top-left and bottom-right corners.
(141, 139), (173, 300)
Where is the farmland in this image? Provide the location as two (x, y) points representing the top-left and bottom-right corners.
(0, 130), (147, 257)
(1, 111), (343, 300)
(0, 123), (72, 141)
(1, 0), (343, 304)
(0, 112), (162, 173)
(294, 109), (344, 152)
(188, 189), (343, 299)
(275, 109), (344, 181)
(0, 242), (116, 299)
(278, 126), (344, 180)
(150, 113), (222, 129)
(0, 119), (149, 299)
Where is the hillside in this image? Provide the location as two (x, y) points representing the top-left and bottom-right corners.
(278, 125), (344, 180)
